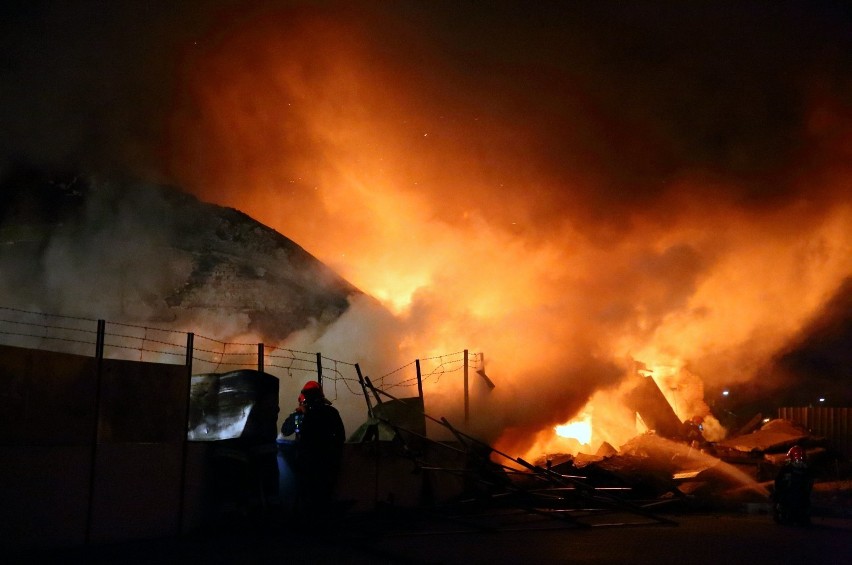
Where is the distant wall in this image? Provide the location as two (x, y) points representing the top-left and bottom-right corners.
(778, 406), (852, 460)
(0, 344), (199, 549)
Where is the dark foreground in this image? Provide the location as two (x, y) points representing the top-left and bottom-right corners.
(12, 506), (852, 565)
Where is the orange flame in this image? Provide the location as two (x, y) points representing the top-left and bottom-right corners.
(163, 6), (852, 454)
(555, 412), (592, 445)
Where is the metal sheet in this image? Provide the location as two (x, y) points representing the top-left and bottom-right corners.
(187, 369), (279, 442)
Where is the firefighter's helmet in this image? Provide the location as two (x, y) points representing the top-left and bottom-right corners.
(787, 445), (806, 466)
(690, 415), (704, 431)
(301, 380), (324, 401)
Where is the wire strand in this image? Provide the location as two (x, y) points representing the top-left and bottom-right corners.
(0, 305), (484, 399)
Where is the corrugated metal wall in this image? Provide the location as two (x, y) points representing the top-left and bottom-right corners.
(778, 406), (852, 459)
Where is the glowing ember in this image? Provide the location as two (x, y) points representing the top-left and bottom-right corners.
(555, 413), (592, 445)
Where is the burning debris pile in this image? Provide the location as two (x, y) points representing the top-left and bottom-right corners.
(341, 379), (837, 530)
(413, 412), (849, 530)
(522, 375), (844, 514)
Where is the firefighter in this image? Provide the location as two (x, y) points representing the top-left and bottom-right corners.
(280, 380), (345, 520)
(682, 415), (709, 450)
(773, 445), (814, 526)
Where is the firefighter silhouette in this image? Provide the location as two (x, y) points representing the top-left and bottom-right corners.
(773, 445), (814, 526)
(682, 415), (710, 450)
(280, 381), (345, 519)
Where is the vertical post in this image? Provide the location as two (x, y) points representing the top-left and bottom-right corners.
(365, 376), (382, 405)
(316, 352), (323, 387)
(415, 359), (423, 403)
(464, 349), (469, 424)
(85, 319), (106, 543)
(257, 343), (264, 373)
(355, 363), (373, 417)
(95, 319), (106, 360)
(176, 332), (194, 536)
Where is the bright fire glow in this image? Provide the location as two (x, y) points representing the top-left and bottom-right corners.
(162, 7), (852, 457)
(555, 413), (592, 445)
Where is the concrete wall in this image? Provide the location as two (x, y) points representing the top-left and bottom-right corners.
(0, 345), (195, 549)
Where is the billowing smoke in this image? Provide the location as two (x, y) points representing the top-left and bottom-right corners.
(2, 2), (850, 455)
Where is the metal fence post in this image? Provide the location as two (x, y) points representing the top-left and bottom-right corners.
(177, 332), (194, 536)
(85, 319), (106, 543)
(464, 349), (469, 424)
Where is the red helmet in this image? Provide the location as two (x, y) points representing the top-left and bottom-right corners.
(301, 380), (321, 393)
(787, 445), (806, 464)
(301, 380), (324, 401)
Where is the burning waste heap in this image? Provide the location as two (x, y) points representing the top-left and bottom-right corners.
(299, 372), (848, 534)
(505, 373), (848, 519)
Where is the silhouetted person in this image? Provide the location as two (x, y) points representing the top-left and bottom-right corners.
(773, 445), (814, 526)
(682, 415), (709, 450)
(281, 380), (345, 522)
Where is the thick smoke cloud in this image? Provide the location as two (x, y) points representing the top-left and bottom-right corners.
(2, 1), (851, 453)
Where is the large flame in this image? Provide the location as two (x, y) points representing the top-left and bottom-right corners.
(555, 412), (592, 446)
(161, 4), (852, 455)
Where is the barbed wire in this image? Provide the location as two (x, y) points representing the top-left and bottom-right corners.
(0, 305), (97, 322)
(0, 306), (485, 399)
(372, 351), (483, 392)
(106, 318), (188, 336)
(0, 329), (95, 348)
(100, 340), (187, 359)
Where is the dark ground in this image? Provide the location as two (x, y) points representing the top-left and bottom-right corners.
(12, 504), (852, 565)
